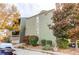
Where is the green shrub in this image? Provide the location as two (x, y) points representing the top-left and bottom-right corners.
(29, 35), (39, 46)
(46, 40), (52, 46)
(41, 40), (53, 46)
(41, 39), (46, 46)
(42, 44), (52, 50)
(41, 40), (53, 50)
(57, 38), (69, 49)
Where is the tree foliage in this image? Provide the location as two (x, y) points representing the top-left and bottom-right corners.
(0, 4), (20, 31)
(50, 3), (79, 42)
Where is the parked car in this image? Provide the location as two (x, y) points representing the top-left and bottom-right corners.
(0, 43), (16, 55)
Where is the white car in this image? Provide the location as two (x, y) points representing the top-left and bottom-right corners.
(0, 43), (14, 49)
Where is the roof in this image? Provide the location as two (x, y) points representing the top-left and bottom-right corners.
(26, 9), (54, 19)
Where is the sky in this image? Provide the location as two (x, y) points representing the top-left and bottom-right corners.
(0, 0), (56, 17)
(1, 0), (79, 17)
(15, 0), (56, 17)
(15, 3), (55, 17)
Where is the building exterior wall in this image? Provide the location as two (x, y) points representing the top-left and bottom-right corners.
(25, 10), (56, 44)
(38, 11), (56, 43)
(25, 17), (37, 35)
(20, 18), (26, 42)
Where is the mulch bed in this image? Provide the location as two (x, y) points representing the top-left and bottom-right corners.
(24, 45), (43, 50)
(57, 48), (79, 55)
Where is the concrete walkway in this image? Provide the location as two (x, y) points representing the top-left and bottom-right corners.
(14, 48), (50, 55)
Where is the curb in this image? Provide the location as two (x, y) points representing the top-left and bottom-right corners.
(23, 46), (68, 55)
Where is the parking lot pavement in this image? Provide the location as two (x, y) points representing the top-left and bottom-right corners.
(14, 48), (50, 55)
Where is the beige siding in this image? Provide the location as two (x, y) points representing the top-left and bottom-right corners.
(25, 10), (56, 44)
(39, 11), (56, 42)
(25, 17), (37, 36)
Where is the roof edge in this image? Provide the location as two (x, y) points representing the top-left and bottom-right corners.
(26, 9), (54, 19)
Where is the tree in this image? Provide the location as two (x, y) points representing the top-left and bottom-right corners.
(0, 4), (20, 31)
(0, 4), (20, 41)
(50, 3), (79, 48)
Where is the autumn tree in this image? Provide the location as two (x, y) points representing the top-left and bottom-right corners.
(0, 4), (20, 41)
(50, 3), (79, 48)
(0, 4), (20, 31)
